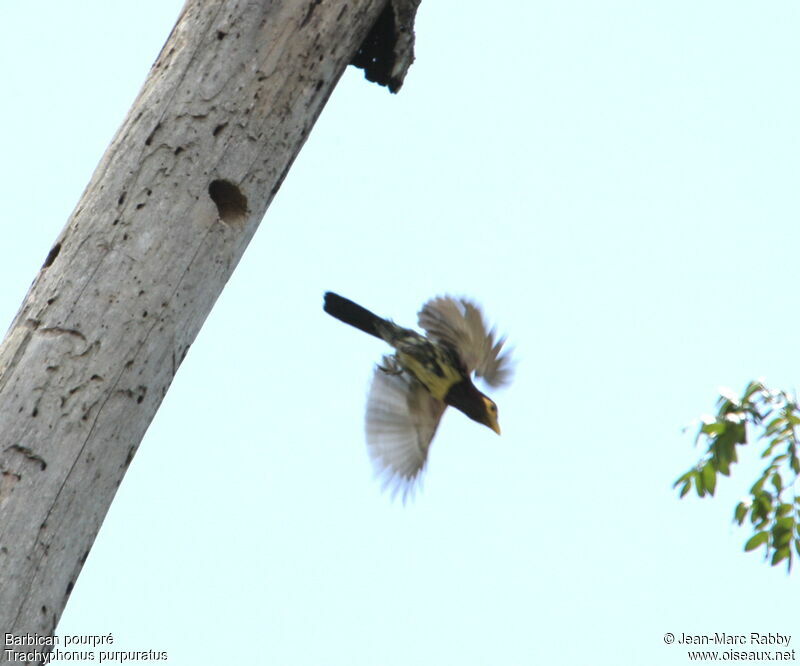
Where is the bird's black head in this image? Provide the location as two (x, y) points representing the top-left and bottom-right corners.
(445, 381), (501, 435)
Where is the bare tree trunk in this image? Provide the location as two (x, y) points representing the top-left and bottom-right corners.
(0, 0), (417, 647)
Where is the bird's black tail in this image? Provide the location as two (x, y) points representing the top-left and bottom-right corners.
(324, 292), (386, 339)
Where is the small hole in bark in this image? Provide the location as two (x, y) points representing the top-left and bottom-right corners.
(213, 123), (228, 137)
(144, 123), (161, 146)
(217, 30), (227, 40)
(118, 192), (126, 205)
(208, 180), (247, 225)
(43, 243), (61, 268)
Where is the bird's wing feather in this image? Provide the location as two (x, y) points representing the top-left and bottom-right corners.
(365, 367), (446, 502)
(418, 296), (513, 387)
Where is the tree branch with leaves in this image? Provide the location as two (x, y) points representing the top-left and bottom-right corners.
(675, 381), (800, 570)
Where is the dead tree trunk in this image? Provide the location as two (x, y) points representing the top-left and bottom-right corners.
(0, 0), (417, 643)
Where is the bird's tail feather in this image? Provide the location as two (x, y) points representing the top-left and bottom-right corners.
(324, 292), (386, 339)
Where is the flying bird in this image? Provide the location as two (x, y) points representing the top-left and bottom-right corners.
(323, 291), (513, 500)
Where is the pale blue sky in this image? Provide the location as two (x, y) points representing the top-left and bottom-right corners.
(2, 2), (799, 664)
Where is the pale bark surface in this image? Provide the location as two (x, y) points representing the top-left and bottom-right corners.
(0, 0), (413, 643)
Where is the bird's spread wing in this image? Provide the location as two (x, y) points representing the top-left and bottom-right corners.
(417, 296), (513, 388)
(365, 366), (446, 501)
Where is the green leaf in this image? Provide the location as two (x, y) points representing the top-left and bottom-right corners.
(764, 417), (784, 436)
(771, 472), (783, 493)
(714, 435), (737, 476)
(702, 463), (716, 496)
(734, 502), (748, 525)
(776, 503), (793, 518)
(744, 531), (769, 552)
(772, 519), (794, 548)
(750, 493), (772, 529)
(673, 471), (691, 487)
(756, 490), (773, 514)
(771, 546), (790, 566)
(679, 481), (691, 498)
(694, 469), (706, 498)
(702, 422), (726, 437)
(743, 381), (763, 401)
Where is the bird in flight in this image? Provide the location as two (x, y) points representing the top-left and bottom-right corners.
(323, 292), (513, 500)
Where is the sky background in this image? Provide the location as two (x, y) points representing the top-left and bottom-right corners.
(2, 1), (800, 664)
